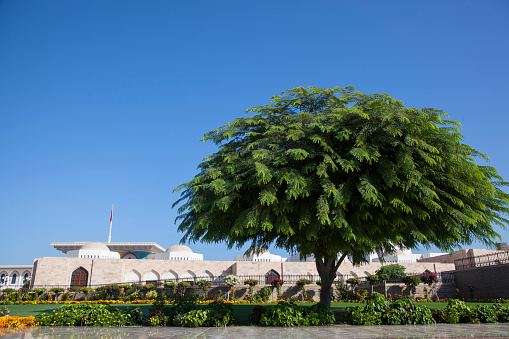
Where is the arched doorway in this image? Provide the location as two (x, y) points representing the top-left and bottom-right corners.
(71, 267), (88, 288)
(265, 269), (280, 285)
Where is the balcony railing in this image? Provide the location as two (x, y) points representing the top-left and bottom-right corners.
(454, 250), (509, 270)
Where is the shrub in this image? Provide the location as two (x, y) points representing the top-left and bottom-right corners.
(164, 281), (178, 296)
(166, 294), (199, 325)
(442, 299), (474, 324)
(305, 302), (335, 325)
(334, 280), (349, 301)
(0, 306), (9, 317)
(252, 286), (272, 303)
(367, 275), (379, 284)
(355, 289), (369, 302)
(296, 278), (311, 286)
(376, 264), (406, 280)
(401, 276), (420, 287)
(223, 275), (240, 288)
(495, 304), (509, 323)
(146, 290), (158, 299)
(35, 303), (143, 327)
(174, 309), (208, 327)
(196, 280), (212, 299)
(203, 300), (233, 326)
(346, 278), (360, 289)
(249, 305), (267, 325)
(420, 272), (437, 286)
(244, 279), (258, 301)
(346, 292), (433, 325)
(382, 298), (434, 325)
(260, 302), (307, 326)
(475, 305), (498, 323)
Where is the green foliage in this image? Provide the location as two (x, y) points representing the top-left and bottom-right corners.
(35, 303), (143, 326)
(346, 278), (360, 288)
(0, 305), (9, 316)
(296, 278), (311, 286)
(174, 309), (209, 327)
(196, 280), (212, 299)
(376, 265), (406, 280)
(441, 299), (474, 324)
(146, 290), (158, 299)
(174, 86), (509, 307)
(333, 280), (349, 300)
(172, 300), (233, 327)
(378, 274), (390, 282)
(249, 305), (267, 325)
(197, 280), (212, 288)
(203, 300), (234, 326)
(50, 287), (64, 294)
(252, 286), (272, 303)
(401, 276), (420, 287)
(366, 275), (379, 284)
(475, 305), (498, 323)
(244, 279), (259, 286)
(346, 292), (434, 325)
(355, 289), (369, 302)
(259, 301), (335, 326)
(259, 302), (305, 327)
(223, 275), (240, 287)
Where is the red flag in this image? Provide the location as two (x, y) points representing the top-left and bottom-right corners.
(110, 207), (113, 223)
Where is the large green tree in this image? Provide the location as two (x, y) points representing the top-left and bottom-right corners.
(173, 86), (509, 307)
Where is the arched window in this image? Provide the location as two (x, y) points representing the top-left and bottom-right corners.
(71, 267), (88, 288)
(265, 270), (280, 285)
(11, 274), (17, 285)
(23, 273), (30, 283)
(0, 274), (5, 284)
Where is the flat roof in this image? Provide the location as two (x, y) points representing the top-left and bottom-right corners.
(51, 242), (166, 254)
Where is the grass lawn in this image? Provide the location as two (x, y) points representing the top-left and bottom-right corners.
(4, 301), (508, 325)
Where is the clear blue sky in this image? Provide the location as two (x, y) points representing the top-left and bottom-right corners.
(1, 1), (508, 265)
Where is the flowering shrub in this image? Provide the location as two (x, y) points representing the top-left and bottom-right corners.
(223, 275), (240, 287)
(34, 303), (143, 326)
(0, 316), (37, 328)
(420, 272), (437, 286)
(271, 278), (285, 287)
(244, 279), (258, 286)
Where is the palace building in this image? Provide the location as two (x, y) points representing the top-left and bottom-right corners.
(1, 241), (463, 290)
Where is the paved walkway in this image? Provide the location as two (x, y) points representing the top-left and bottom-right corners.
(2, 324), (509, 339)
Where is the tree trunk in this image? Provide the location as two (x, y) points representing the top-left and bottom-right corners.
(315, 253), (348, 308)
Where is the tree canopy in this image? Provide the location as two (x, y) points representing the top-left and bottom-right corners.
(173, 86), (509, 306)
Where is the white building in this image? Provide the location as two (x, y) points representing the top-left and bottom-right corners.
(0, 265), (32, 290)
(66, 242), (121, 259)
(234, 248), (286, 262)
(154, 245), (203, 261)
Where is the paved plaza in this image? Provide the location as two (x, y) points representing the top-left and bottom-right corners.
(2, 324), (509, 339)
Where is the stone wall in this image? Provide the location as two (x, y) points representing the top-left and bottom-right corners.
(418, 249), (506, 264)
(31, 256), (455, 288)
(453, 263), (509, 299)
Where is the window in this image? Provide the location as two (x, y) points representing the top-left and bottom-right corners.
(0, 274), (5, 284)
(11, 274), (17, 284)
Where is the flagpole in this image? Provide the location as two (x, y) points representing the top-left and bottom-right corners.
(108, 204), (114, 243)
